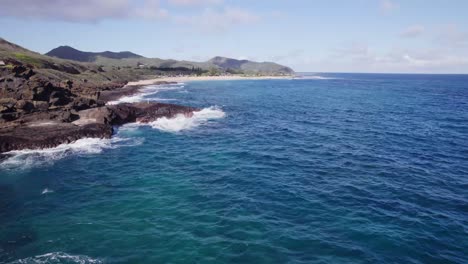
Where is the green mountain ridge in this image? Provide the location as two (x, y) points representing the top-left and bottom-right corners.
(45, 46), (295, 75)
(0, 38), (154, 88)
(46, 46), (143, 62)
(0, 37), (294, 92)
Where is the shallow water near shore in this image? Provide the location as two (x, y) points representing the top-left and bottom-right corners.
(1, 73), (467, 263)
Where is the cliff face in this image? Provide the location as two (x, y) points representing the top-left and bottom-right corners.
(0, 65), (119, 125)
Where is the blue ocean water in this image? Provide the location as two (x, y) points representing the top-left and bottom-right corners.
(1, 73), (467, 263)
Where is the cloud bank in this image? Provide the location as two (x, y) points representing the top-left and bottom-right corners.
(0, 0), (259, 32)
(0, 0), (168, 23)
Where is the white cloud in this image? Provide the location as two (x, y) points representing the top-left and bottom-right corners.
(293, 42), (468, 73)
(400, 25), (425, 38)
(345, 46), (468, 73)
(0, 0), (168, 22)
(380, 0), (399, 14)
(400, 52), (468, 70)
(0, 0), (259, 34)
(0, 0), (263, 35)
(174, 7), (260, 33)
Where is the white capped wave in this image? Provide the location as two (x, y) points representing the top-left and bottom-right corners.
(107, 84), (183, 105)
(147, 106), (226, 133)
(107, 94), (144, 104)
(0, 136), (143, 170)
(9, 252), (102, 264)
(41, 188), (54, 195)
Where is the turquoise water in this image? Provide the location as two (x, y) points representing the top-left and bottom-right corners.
(1, 73), (467, 263)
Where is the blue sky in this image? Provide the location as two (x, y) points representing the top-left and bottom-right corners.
(1, 0), (468, 73)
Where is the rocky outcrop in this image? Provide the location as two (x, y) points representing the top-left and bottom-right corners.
(0, 64), (197, 154)
(0, 65), (109, 124)
(0, 122), (113, 153)
(77, 102), (197, 125)
(0, 102), (197, 153)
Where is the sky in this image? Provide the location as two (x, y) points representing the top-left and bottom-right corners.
(1, 0), (468, 73)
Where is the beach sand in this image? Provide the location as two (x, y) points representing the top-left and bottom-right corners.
(127, 75), (294, 86)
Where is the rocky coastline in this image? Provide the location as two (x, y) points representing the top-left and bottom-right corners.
(0, 65), (196, 154)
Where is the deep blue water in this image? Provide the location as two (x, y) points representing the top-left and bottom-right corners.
(1, 73), (467, 263)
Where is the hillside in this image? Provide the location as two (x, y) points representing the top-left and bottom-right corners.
(0, 38), (165, 88)
(0, 38), (137, 122)
(0, 38), (201, 154)
(46, 46), (143, 62)
(209, 56), (293, 75)
(45, 46), (294, 75)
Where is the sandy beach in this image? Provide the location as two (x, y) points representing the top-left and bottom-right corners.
(127, 75), (294, 86)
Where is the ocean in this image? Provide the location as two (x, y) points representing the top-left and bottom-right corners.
(1, 73), (467, 263)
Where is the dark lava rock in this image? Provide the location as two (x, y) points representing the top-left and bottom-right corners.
(74, 102), (198, 126)
(0, 122), (112, 153)
(0, 66), (197, 154)
(0, 102), (198, 153)
(71, 97), (98, 111)
(14, 100), (34, 112)
(98, 85), (141, 102)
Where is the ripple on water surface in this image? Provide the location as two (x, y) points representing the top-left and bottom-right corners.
(1, 74), (467, 263)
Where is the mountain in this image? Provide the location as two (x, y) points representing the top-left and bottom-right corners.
(0, 38), (30, 53)
(46, 46), (143, 62)
(0, 38), (90, 76)
(45, 46), (294, 75)
(209, 56), (294, 75)
(0, 38), (152, 88)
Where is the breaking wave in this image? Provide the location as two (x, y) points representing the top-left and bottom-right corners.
(41, 188), (54, 195)
(8, 252), (102, 264)
(147, 106), (226, 132)
(0, 136), (143, 170)
(106, 83), (183, 105)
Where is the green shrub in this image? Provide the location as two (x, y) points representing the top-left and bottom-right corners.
(13, 53), (43, 67)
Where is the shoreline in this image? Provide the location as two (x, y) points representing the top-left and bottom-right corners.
(0, 75), (291, 154)
(127, 75), (294, 86)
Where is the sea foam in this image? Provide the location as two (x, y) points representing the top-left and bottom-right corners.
(0, 136), (142, 170)
(148, 106), (226, 132)
(8, 252), (102, 264)
(106, 83), (183, 105)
